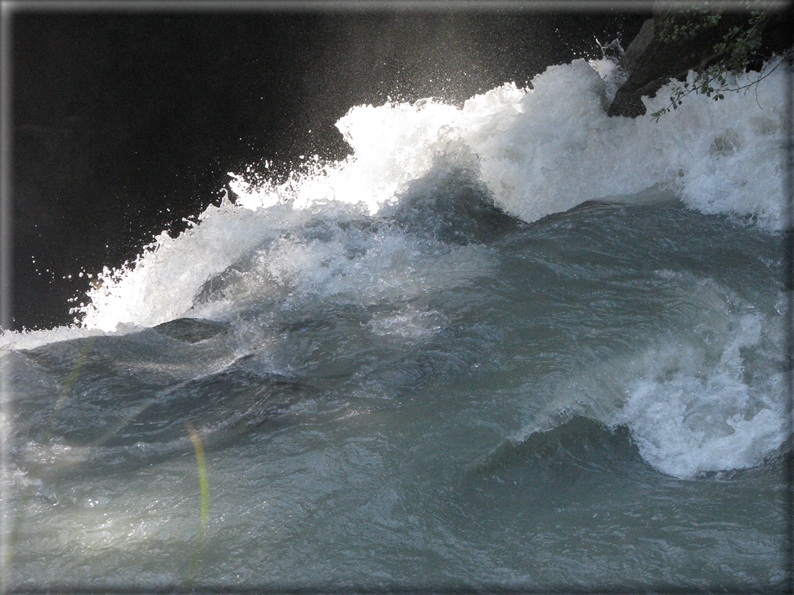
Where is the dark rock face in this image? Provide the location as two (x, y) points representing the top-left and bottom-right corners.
(608, 10), (794, 118)
(607, 18), (663, 118)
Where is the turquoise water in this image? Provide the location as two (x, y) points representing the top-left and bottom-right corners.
(4, 196), (787, 589)
(1, 58), (789, 590)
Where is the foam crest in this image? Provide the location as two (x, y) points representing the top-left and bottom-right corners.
(0, 325), (107, 351)
(465, 59), (787, 227)
(77, 199), (305, 331)
(228, 99), (466, 214)
(188, 209), (496, 323)
(510, 271), (786, 479)
(231, 57), (786, 228)
(24, 56), (791, 337)
(614, 313), (785, 478)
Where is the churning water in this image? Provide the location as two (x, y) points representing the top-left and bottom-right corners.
(1, 57), (790, 590)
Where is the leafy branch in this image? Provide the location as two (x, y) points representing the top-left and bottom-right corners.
(650, 4), (780, 121)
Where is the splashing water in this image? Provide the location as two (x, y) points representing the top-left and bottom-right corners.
(1, 57), (789, 589)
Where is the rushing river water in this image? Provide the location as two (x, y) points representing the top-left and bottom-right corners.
(1, 57), (790, 590)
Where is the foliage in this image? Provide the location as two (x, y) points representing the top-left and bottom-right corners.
(650, 2), (786, 120)
(654, 4), (725, 43)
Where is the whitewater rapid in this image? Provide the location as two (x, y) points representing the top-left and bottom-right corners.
(0, 60), (787, 486)
(45, 57), (785, 337)
(1, 53), (790, 590)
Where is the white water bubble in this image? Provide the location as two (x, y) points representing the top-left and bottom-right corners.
(8, 55), (784, 342)
(613, 312), (785, 478)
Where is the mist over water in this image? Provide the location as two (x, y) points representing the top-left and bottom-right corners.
(1, 56), (789, 589)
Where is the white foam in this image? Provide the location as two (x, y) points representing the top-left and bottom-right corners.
(613, 313), (785, 478)
(8, 56), (786, 340)
(470, 59), (786, 227)
(510, 273), (787, 479)
(0, 325), (109, 352)
(229, 57), (786, 229)
(77, 199), (305, 332)
(186, 212), (496, 327)
(589, 57), (628, 105)
(368, 306), (445, 343)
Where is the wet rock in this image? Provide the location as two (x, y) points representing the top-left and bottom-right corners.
(608, 9), (793, 118)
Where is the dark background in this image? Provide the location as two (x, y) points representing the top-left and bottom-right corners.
(10, 6), (649, 330)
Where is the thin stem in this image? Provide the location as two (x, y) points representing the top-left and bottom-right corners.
(185, 423), (210, 589)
